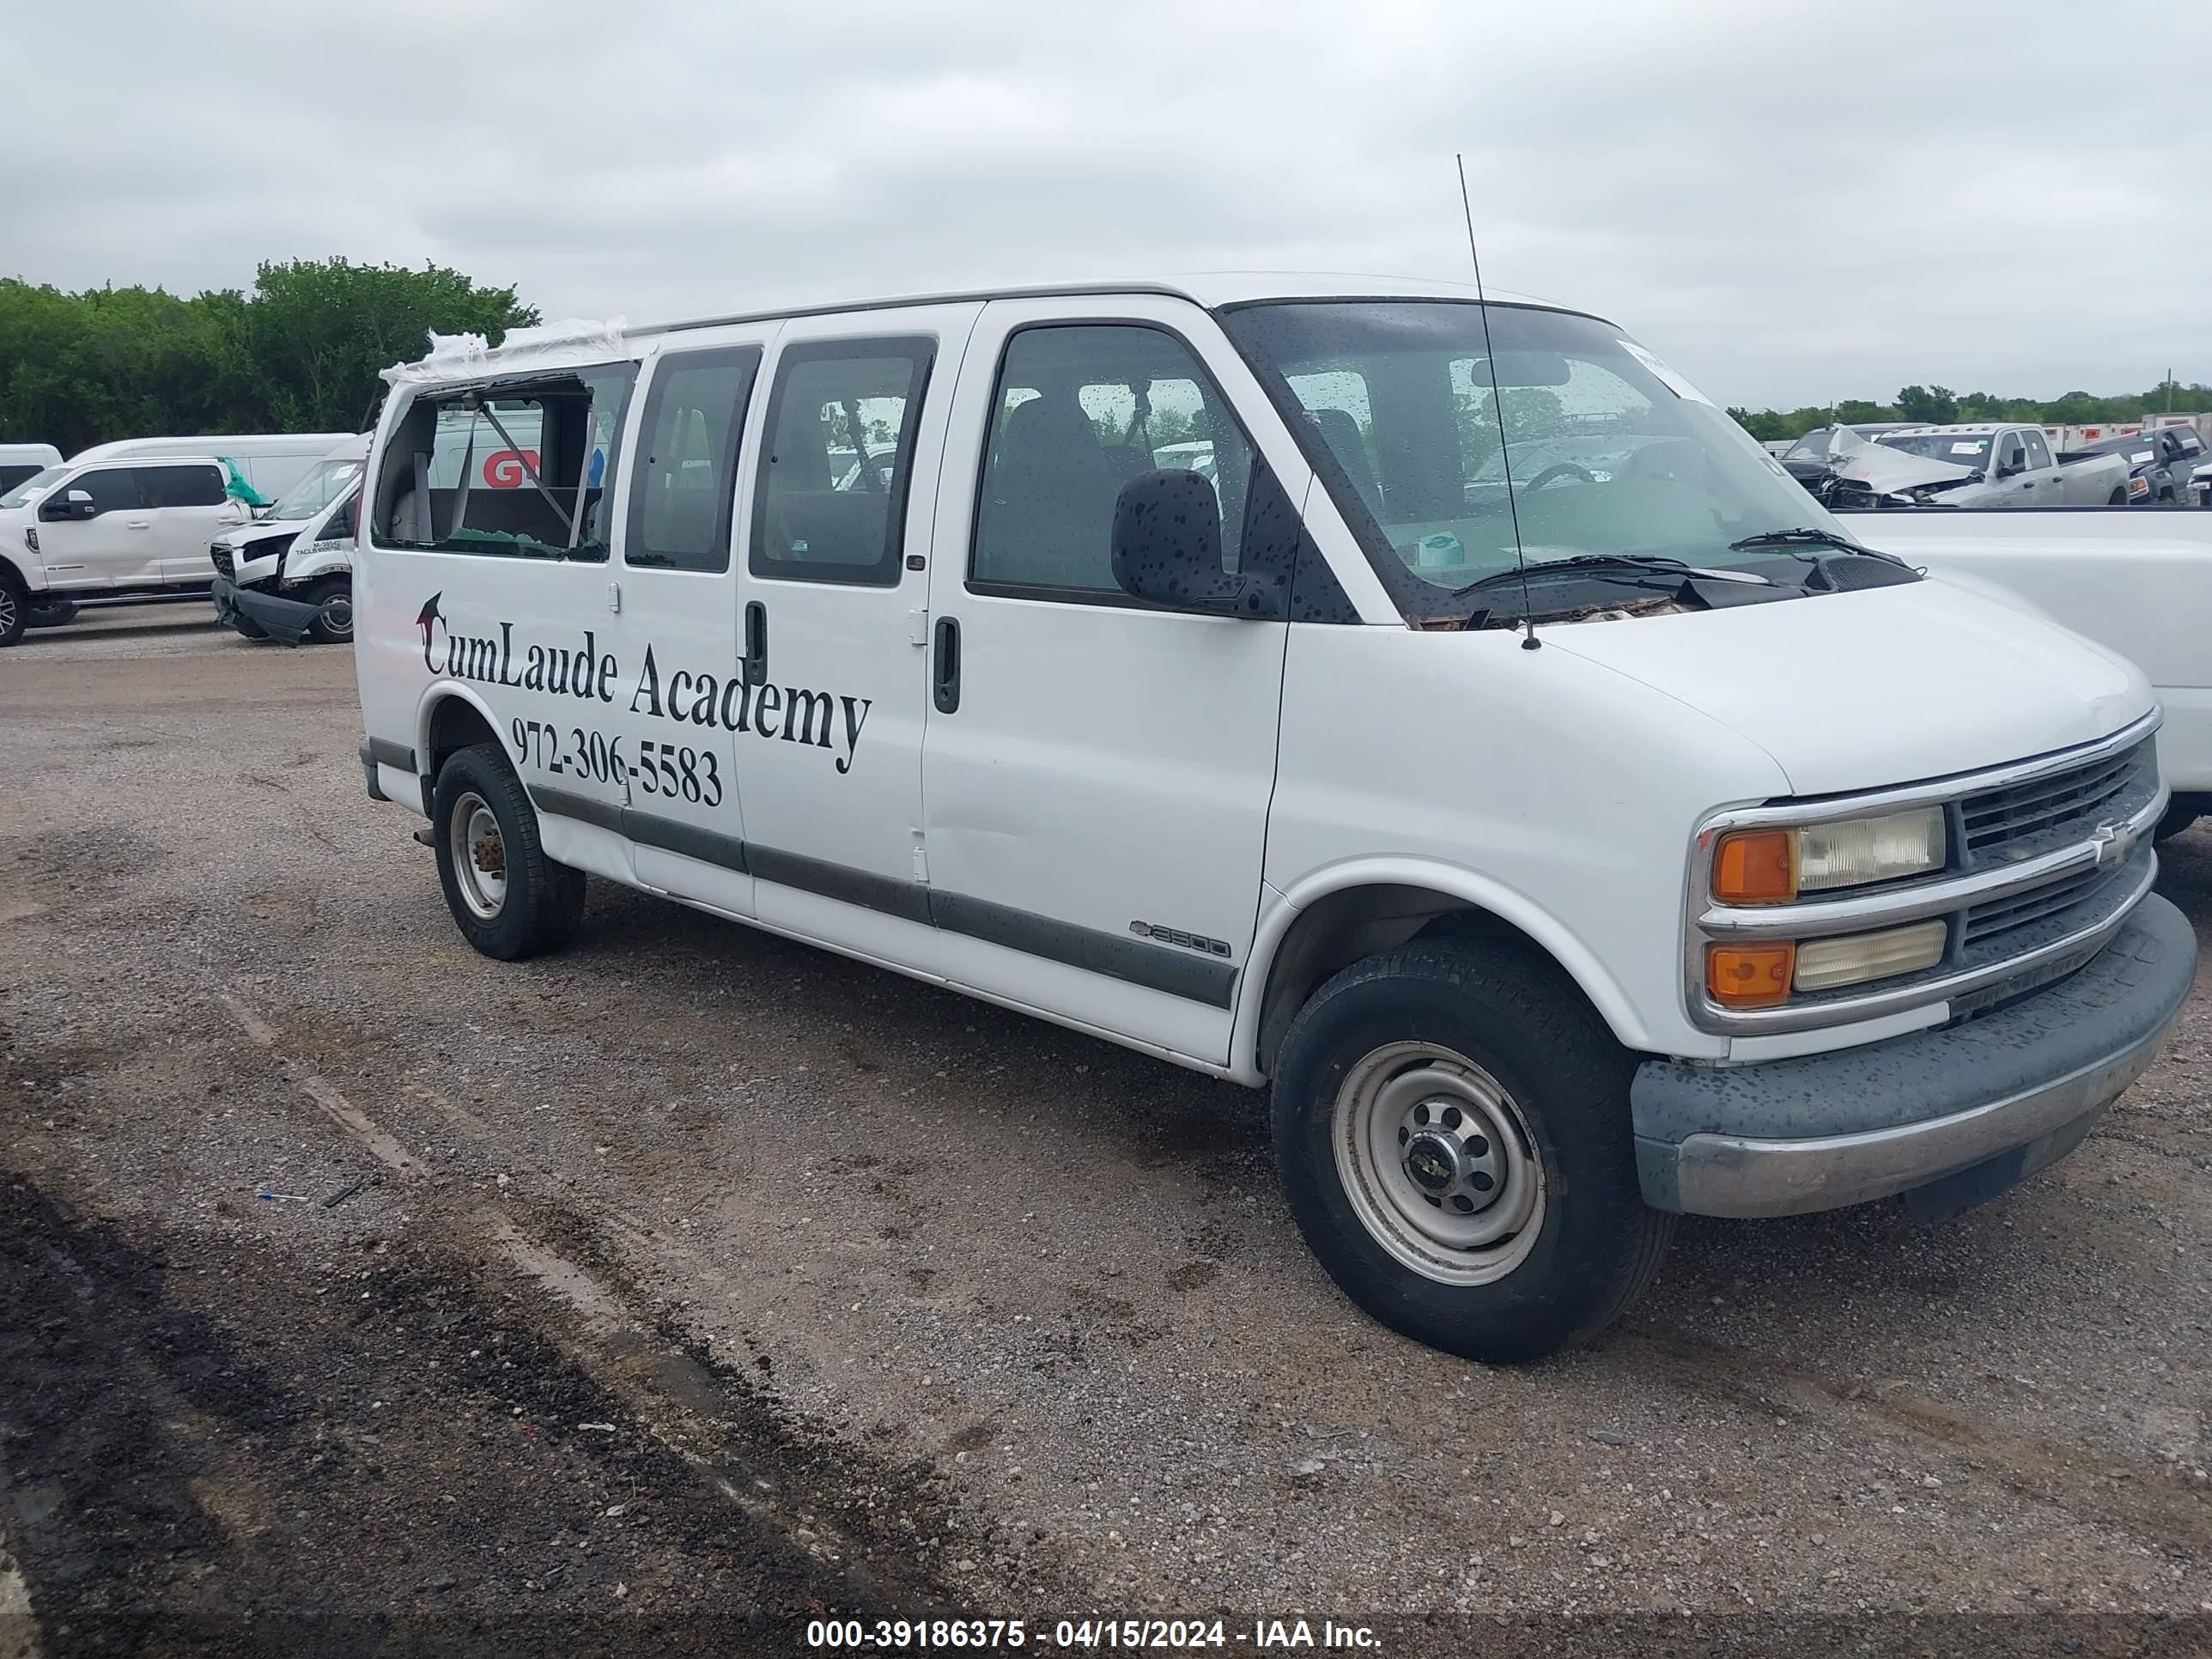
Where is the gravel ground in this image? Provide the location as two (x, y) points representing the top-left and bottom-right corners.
(3, 610), (2209, 1656)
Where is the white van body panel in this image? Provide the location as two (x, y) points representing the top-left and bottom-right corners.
(1260, 624), (1792, 1065)
(1538, 578), (2152, 798)
(350, 276), (2166, 1087)
(1844, 507), (2210, 790)
(68, 433), (352, 500)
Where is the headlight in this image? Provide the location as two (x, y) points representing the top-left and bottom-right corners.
(1704, 917), (1948, 1007)
(2129, 477), (2150, 497)
(1711, 807), (1946, 903)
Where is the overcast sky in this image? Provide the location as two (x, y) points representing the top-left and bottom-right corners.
(7, 1), (2205, 409)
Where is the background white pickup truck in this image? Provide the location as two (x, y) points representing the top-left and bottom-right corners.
(1844, 505), (2211, 838)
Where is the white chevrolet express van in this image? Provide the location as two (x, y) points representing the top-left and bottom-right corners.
(353, 279), (2196, 1361)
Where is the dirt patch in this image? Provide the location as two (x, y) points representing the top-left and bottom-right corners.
(0, 1177), (972, 1656)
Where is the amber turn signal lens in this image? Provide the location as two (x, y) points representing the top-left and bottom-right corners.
(1711, 829), (1797, 903)
(1706, 943), (1796, 1008)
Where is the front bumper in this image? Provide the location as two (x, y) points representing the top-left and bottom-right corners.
(211, 574), (318, 647)
(1633, 893), (2196, 1218)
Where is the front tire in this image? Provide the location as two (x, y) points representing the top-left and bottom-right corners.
(0, 577), (25, 647)
(26, 599), (77, 629)
(2155, 795), (2206, 844)
(1272, 939), (1671, 1363)
(299, 576), (352, 644)
(430, 744), (586, 960)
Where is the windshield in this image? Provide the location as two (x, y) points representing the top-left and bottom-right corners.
(1221, 301), (1844, 617)
(267, 457), (363, 520)
(1879, 432), (1997, 468)
(1, 465), (67, 509)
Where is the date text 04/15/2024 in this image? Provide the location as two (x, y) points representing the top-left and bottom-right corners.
(802, 1617), (1381, 1650)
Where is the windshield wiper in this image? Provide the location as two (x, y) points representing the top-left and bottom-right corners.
(1729, 526), (1908, 568)
(1450, 554), (1770, 599)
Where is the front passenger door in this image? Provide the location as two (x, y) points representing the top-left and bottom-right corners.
(920, 301), (1298, 1066)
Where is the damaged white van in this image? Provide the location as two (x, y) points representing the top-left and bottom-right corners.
(353, 281), (2195, 1361)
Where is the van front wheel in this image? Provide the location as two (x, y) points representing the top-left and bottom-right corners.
(300, 576), (352, 643)
(430, 744), (586, 960)
(1272, 940), (1671, 1363)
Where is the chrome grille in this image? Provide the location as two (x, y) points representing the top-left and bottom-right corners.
(210, 543), (234, 580)
(1964, 865), (2106, 950)
(1960, 741), (2149, 864)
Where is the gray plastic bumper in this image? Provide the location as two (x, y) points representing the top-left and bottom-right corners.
(211, 575), (319, 647)
(1633, 894), (2196, 1218)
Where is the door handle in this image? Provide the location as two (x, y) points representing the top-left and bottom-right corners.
(933, 616), (961, 714)
(742, 601), (768, 686)
(126, 519), (152, 530)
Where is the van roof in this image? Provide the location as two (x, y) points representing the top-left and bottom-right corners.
(69, 433), (355, 465)
(386, 273), (1607, 386)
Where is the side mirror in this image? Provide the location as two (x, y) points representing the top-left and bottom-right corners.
(58, 488), (97, 520)
(1998, 449), (2025, 476)
(1111, 470), (1273, 617)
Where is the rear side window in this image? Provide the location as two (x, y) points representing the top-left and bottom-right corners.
(2022, 429), (2051, 470)
(373, 364), (636, 562)
(627, 345), (761, 573)
(140, 463), (227, 508)
(970, 324), (1254, 598)
(750, 338), (933, 586)
(0, 465), (40, 493)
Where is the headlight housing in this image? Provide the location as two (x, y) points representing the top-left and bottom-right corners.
(1711, 807), (1946, 903)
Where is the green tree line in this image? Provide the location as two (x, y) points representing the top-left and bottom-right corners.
(0, 258), (539, 457)
(1729, 380), (2212, 445)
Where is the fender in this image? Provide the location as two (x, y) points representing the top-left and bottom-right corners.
(1227, 855), (1666, 1087)
(411, 679), (507, 793)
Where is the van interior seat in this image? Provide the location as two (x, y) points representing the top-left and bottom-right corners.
(427, 486), (601, 549)
(980, 394), (1120, 588)
(765, 489), (890, 566)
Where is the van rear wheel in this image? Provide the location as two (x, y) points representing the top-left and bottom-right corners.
(431, 744), (586, 960)
(1271, 939), (1671, 1363)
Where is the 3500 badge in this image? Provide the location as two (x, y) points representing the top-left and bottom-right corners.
(509, 717), (723, 806)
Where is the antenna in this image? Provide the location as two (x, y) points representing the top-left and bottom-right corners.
(1456, 153), (1539, 651)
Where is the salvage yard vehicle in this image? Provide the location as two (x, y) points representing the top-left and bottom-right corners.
(0, 430), (356, 642)
(353, 281), (2196, 1362)
(0, 441), (62, 494)
(0, 453), (248, 644)
(1843, 502), (2212, 842)
(2067, 425), (2203, 505)
(1874, 424), (2130, 507)
(210, 438), (368, 645)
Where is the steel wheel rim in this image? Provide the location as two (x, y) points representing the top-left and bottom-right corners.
(1332, 1040), (1546, 1286)
(449, 792), (507, 920)
(320, 592), (353, 637)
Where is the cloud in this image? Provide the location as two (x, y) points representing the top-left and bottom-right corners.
(7, 0), (2205, 408)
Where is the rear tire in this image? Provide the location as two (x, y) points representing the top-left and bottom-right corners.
(1271, 939), (1672, 1363)
(2109, 487), (2130, 506)
(25, 599), (77, 628)
(300, 576), (352, 644)
(430, 743), (586, 960)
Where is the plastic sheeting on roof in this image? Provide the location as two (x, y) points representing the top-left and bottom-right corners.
(379, 318), (630, 387)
